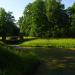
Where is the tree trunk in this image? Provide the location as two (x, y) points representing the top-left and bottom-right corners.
(2, 36), (6, 41)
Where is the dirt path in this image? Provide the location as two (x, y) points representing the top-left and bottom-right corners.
(8, 45), (32, 51)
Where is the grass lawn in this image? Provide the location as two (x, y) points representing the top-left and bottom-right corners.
(20, 38), (75, 48)
(5, 47), (75, 75)
(19, 38), (75, 75)
(17, 47), (75, 75)
(1, 38), (75, 75)
(32, 48), (75, 75)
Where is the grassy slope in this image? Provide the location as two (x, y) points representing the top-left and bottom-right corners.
(0, 43), (40, 75)
(20, 38), (75, 48)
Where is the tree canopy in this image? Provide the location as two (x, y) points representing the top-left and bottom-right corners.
(0, 0), (74, 38)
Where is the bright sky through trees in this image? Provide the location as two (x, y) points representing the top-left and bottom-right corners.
(0, 0), (75, 20)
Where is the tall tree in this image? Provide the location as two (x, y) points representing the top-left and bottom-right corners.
(29, 0), (49, 37)
(19, 0), (49, 37)
(66, 3), (75, 37)
(45, 0), (69, 37)
(18, 3), (32, 36)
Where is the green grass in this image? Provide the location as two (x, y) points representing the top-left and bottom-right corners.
(7, 47), (75, 75)
(20, 38), (75, 48)
(1, 38), (75, 75)
(31, 48), (75, 75)
(1, 40), (75, 75)
(26, 48), (75, 75)
(0, 43), (40, 75)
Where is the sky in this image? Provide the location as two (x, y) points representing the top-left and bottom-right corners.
(0, 0), (75, 20)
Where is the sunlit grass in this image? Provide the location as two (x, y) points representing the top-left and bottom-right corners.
(20, 38), (75, 48)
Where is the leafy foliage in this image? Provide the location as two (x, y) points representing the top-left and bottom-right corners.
(0, 8), (19, 40)
(18, 0), (75, 38)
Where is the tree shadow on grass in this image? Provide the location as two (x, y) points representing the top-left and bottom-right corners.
(1, 44), (75, 75)
(30, 48), (75, 75)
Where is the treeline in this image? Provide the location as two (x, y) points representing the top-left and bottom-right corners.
(0, 8), (19, 40)
(18, 0), (75, 38)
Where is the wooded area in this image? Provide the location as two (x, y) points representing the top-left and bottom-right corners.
(0, 0), (75, 40)
(18, 0), (75, 38)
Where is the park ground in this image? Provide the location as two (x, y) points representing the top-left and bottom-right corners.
(0, 37), (75, 75)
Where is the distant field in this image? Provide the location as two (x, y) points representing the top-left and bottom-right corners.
(20, 38), (75, 48)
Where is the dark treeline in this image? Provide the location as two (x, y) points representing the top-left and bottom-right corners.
(0, 8), (19, 40)
(18, 0), (75, 38)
